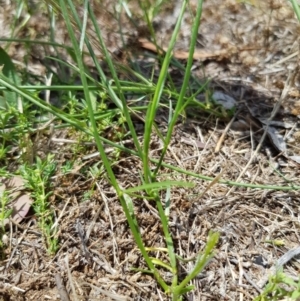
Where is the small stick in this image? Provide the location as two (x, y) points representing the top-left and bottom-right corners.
(55, 273), (70, 301)
(215, 112), (238, 153)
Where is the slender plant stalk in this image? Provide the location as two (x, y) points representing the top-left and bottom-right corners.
(142, 0), (188, 182)
(57, 0), (123, 199)
(140, 1), (191, 292)
(87, 4), (143, 157)
(290, 0), (300, 21)
(154, 0), (204, 176)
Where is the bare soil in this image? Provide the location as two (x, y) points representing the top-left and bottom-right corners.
(1, 0), (300, 300)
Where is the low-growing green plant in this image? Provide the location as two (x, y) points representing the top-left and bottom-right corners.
(19, 154), (58, 254)
(0, 174), (13, 258)
(254, 268), (300, 301)
(0, 190), (12, 231)
(60, 160), (74, 175)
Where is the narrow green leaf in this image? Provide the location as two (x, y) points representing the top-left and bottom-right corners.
(0, 47), (21, 107)
(124, 181), (194, 194)
(0, 47), (20, 84)
(150, 258), (173, 272)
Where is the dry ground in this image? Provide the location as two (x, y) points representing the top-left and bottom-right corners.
(1, 0), (300, 300)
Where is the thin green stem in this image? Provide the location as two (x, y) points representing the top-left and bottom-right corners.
(141, 1), (190, 291)
(290, 0), (300, 22)
(143, 0), (188, 183)
(58, 0), (119, 192)
(87, 4), (143, 158)
(154, 0), (204, 176)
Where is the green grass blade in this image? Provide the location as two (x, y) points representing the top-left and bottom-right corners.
(124, 180), (194, 194)
(0, 47), (21, 108)
(142, 0), (188, 183)
(87, 4), (143, 157)
(173, 231), (219, 299)
(0, 73), (87, 131)
(290, 0), (300, 22)
(122, 192), (169, 291)
(154, 0), (204, 176)
(58, 0), (121, 193)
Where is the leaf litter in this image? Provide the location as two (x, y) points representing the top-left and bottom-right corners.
(1, 0), (300, 300)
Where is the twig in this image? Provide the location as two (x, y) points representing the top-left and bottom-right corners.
(55, 273), (70, 301)
(238, 254), (244, 301)
(65, 255), (80, 301)
(82, 282), (132, 301)
(215, 111), (238, 153)
(76, 220), (92, 263)
(138, 38), (259, 60)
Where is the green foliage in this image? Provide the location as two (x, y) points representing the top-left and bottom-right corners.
(20, 154), (58, 254)
(1, 0), (300, 300)
(290, 0), (300, 22)
(61, 161), (74, 174)
(254, 268), (300, 301)
(0, 47), (21, 108)
(0, 190), (13, 231)
(53, 1), (222, 299)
